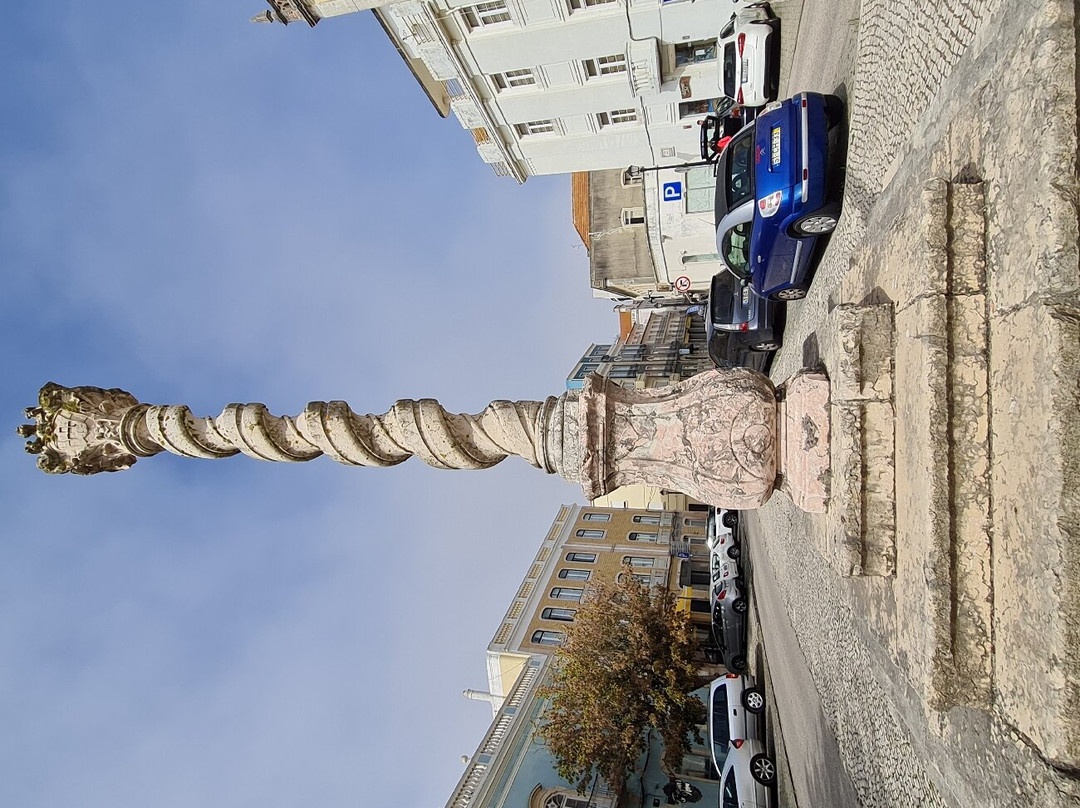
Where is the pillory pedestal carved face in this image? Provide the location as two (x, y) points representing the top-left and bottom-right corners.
(21, 369), (830, 512)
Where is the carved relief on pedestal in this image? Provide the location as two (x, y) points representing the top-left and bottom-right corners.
(578, 369), (779, 510)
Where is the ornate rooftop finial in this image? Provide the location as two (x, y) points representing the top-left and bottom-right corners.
(251, 0), (319, 27)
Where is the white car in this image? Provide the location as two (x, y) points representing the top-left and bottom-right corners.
(707, 674), (767, 778)
(719, 737), (776, 807)
(718, 5), (780, 108)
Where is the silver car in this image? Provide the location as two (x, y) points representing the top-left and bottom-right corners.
(708, 674), (767, 775)
(720, 737), (776, 807)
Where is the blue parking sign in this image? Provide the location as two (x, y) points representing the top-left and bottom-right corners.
(662, 182), (683, 202)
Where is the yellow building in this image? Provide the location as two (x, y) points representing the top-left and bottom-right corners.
(484, 503), (717, 708)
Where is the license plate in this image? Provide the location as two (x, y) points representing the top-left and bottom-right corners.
(770, 127), (782, 166)
(740, 59), (749, 79)
(741, 286), (750, 305)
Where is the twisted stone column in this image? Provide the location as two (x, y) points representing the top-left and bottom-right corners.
(20, 382), (582, 483)
(20, 370), (827, 511)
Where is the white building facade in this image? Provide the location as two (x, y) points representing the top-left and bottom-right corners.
(261, 0), (729, 182)
(259, 0), (727, 291)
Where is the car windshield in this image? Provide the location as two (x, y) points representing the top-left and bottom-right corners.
(720, 223), (752, 276)
(726, 132), (755, 207)
(709, 272), (739, 324)
(722, 42), (736, 98)
(710, 687), (732, 759)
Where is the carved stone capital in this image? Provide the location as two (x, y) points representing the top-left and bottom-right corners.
(21, 382), (157, 475)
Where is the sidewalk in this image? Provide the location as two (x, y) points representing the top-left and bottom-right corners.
(756, 0), (1080, 804)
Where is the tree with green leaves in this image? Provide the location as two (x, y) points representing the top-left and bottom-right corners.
(536, 572), (709, 795)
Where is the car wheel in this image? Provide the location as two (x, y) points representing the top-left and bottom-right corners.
(727, 544), (742, 560)
(750, 339), (781, 352)
(750, 754), (777, 785)
(743, 686), (766, 714)
(771, 285), (807, 302)
(733, 597), (748, 614)
(729, 655), (748, 673)
(722, 511), (739, 529)
(823, 94), (844, 128)
(792, 210), (839, 236)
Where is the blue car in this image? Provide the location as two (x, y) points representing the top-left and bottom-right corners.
(713, 92), (842, 301)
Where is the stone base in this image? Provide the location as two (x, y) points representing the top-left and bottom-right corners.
(835, 179), (997, 720)
(777, 370), (830, 513)
(815, 303), (896, 577)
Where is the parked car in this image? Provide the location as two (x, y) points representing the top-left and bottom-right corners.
(711, 543), (740, 587)
(718, 507), (739, 530)
(708, 674), (767, 769)
(700, 108), (745, 162)
(708, 269), (783, 353)
(708, 508), (742, 583)
(720, 737), (776, 807)
(718, 5), (780, 109)
(706, 507), (740, 558)
(711, 578), (749, 672)
(706, 318), (772, 375)
(713, 92), (843, 301)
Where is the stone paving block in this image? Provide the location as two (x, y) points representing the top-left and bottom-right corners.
(944, 291), (993, 709)
(825, 401), (864, 577)
(980, 0), (1080, 314)
(989, 301), (1080, 769)
(822, 399), (895, 578)
(778, 370), (830, 513)
(948, 182), (987, 294)
(893, 295), (952, 714)
(817, 303), (894, 403)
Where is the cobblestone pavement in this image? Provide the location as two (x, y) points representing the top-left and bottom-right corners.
(752, 0), (1080, 805)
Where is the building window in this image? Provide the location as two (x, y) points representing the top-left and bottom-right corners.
(675, 39), (717, 67)
(582, 512), (611, 522)
(690, 598), (711, 613)
(685, 165), (717, 213)
(542, 607), (577, 621)
(629, 532), (658, 542)
(532, 629), (566, 646)
(684, 518), (707, 529)
(623, 556), (655, 567)
(461, 0), (513, 30)
(550, 587), (584, 601)
(633, 514), (662, 525)
(609, 365), (637, 379)
(576, 529), (606, 539)
(565, 552), (597, 562)
(583, 54), (627, 78)
(621, 207), (645, 227)
(567, 0), (619, 11)
(493, 68), (537, 90)
(597, 108), (638, 128)
(574, 363), (600, 380)
(618, 572), (653, 585)
(515, 119), (557, 137)
(559, 568), (591, 581)
(544, 793), (595, 808)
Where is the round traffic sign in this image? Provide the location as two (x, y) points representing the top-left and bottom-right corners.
(674, 275), (692, 293)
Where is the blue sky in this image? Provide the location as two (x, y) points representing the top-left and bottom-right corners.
(0, 3), (614, 805)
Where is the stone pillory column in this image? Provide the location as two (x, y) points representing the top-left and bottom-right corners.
(19, 369), (829, 512)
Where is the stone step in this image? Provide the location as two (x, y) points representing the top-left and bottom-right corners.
(822, 179), (993, 716)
